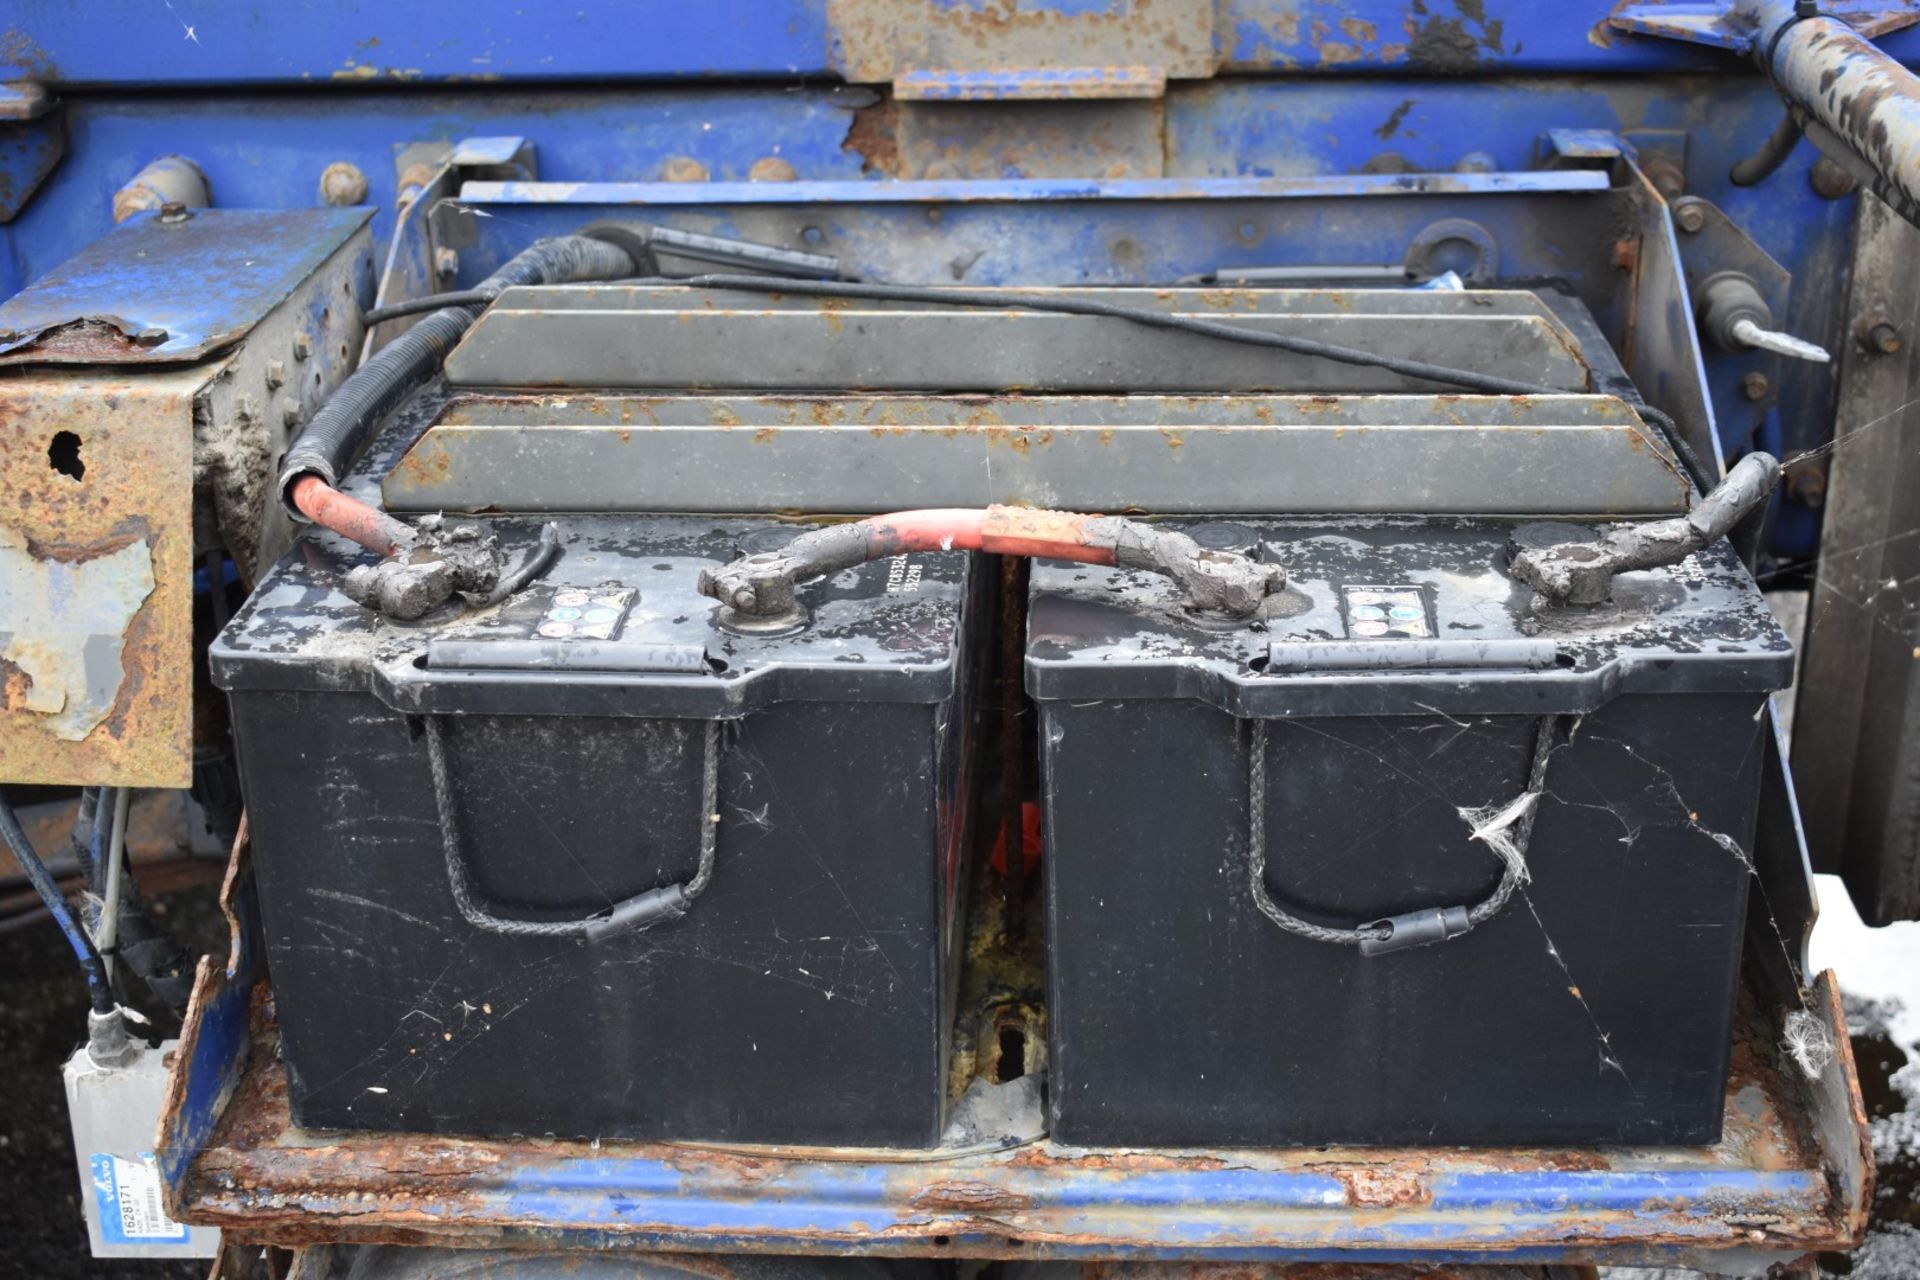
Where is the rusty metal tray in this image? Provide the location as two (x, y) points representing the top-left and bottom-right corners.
(158, 793), (1871, 1276)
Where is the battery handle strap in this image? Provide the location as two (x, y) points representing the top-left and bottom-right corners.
(1247, 715), (1561, 958)
(422, 716), (721, 942)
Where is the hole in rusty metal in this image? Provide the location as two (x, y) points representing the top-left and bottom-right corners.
(47, 431), (85, 481)
(996, 1023), (1026, 1083)
(931, 1236), (951, 1247)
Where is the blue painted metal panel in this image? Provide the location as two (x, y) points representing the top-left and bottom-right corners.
(7, 1), (1920, 86)
(3, 1), (1920, 86)
(0, 0), (829, 84)
(0, 206), (371, 358)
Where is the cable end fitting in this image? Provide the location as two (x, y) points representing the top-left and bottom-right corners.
(1358, 905), (1473, 957)
(86, 1008), (141, 1070)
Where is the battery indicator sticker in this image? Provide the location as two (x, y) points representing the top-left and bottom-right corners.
(91, 1151), (189, 1244)
(1341, 585), (1432, 639)
(533, 588), (636, 641)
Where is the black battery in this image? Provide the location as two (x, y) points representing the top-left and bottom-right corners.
(213, 489), (983, 1145)
(1028, 517), (1793, 1147)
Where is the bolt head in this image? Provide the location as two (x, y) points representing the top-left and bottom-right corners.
(732, 587), (757, 611)
(319, 161), (370, 207)
(1809, 155), (1858, 200)
(292, 333), (312, 361)
(661, 156), (710, 183)
(1740, 371), (1771, 401)
(265, 358), (286, 389)
(1674, 202), (1706, 234)
(748, 155), (797, 183)
(1872, 322), (1902, 355)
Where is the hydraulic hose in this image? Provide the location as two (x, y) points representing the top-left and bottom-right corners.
(277, 234), (638, 539)
(1729, 108), (1805, 186)
(0, 794), (114, 1015)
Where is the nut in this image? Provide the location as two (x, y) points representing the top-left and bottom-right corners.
(265, 359), (286, 390)
(292, 333), (312, 362)
(319, 161), (369, 206)
(1672, 200), (1707, 234)
(1740, 371), (1771, 401)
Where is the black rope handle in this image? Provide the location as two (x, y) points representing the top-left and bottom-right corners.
(1247, 715), (1562, 957)
(423, 717), (720, 942)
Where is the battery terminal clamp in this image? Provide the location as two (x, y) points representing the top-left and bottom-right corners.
(1506, 451), (1780, 607)
(699, 506), (1288, 634)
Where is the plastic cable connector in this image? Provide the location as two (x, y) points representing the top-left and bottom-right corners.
(583, 885), (692, 943)
(1357, 904), (1473, 957)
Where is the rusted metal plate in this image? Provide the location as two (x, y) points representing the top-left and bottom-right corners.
(0, 207), (371, 363)
(0, 363), (201, 786)
(172, 980), (1863, 1270)
(381, 392), (1691, 518)
(827, 0), (1218, 95)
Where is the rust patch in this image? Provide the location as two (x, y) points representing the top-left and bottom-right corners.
(1327, 1165), (1432, 1208)
(0, 368), (196, 786)
(912, 1181), (1033, 1213)
(1374, 98), (1416, 141)
(843, 97), (902, 177)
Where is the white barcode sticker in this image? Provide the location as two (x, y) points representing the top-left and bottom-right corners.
(90, 1151), (189, 1244)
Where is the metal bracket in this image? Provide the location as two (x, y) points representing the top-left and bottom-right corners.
(1608, 0), (1920, 52)
(0, 95), (64, 222)
(827, 0), (1217, 98)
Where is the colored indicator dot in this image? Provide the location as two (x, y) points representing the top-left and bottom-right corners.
(1388, 605), (1423, 621)
(1350, 605), (1385, 620)
(583, 607), (620, 623)
(537, 621), (576, 638)
(1349, 591), (1380, 604)
(552, 590), (590, 607)
(547, 607), (582, 622)
(1352, 620), (1390, 637)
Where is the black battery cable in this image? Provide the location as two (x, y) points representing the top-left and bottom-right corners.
(359, 273), (1712, 493)
(0, 793), (116, 1015)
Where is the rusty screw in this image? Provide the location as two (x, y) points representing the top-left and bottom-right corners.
(1740, 371), (1771, 401)
(319, 161), (369, 207)
(1673, 201), (1707, 234)
(1783, 453), (1828, 508)
(1869, 321), (1902, 354)
(158, 201), (192, 224)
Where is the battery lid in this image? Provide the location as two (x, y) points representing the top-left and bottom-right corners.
(213, 513), (970, 717)
(1025, 516), (1794, 718)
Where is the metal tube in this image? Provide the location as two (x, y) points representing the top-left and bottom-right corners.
(1742, 0), (1920, 224)
(96, 788), (131, 985)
